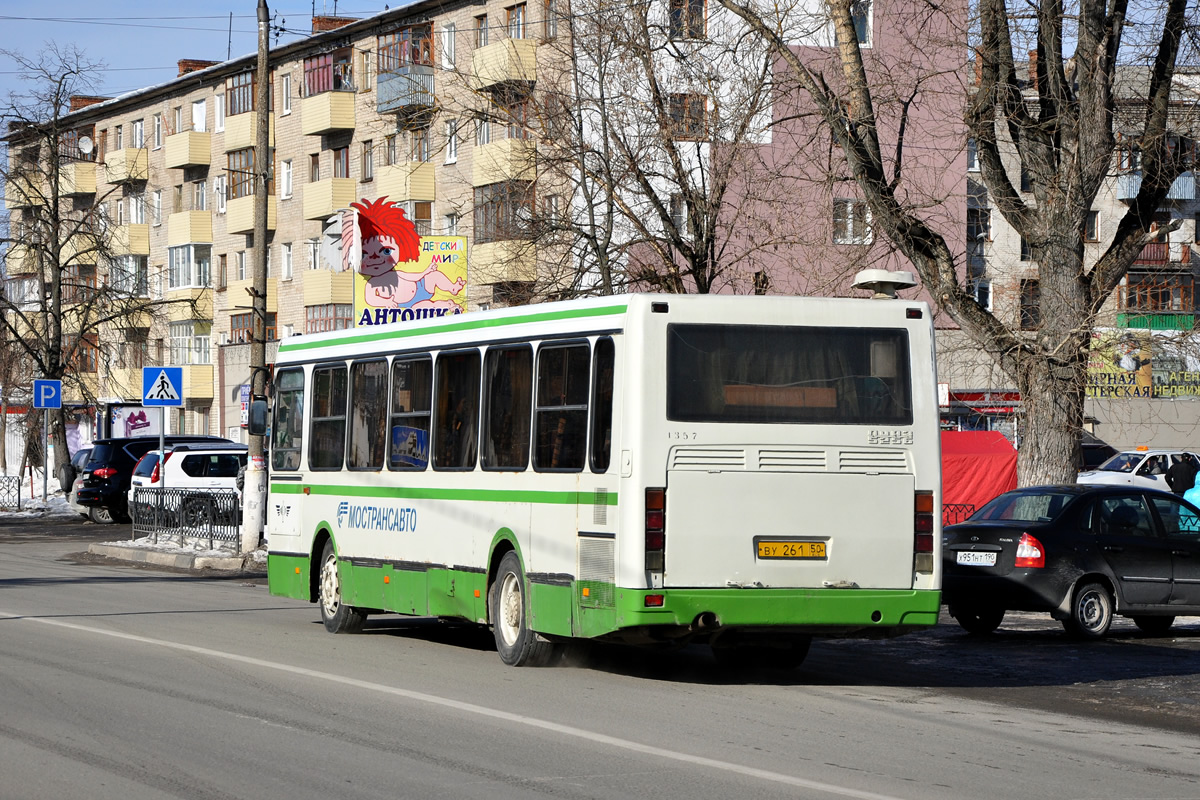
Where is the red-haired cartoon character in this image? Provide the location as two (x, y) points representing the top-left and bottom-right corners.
(350, 197), (465, 310)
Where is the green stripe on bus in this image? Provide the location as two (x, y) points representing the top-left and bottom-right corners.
(279, 303), (628, 353)
(270, 483), (618, 505)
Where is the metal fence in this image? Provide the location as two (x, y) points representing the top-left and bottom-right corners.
(942, 503), (976, 527)
(0, 477), (19, 510)
(130, 487), (242, 551)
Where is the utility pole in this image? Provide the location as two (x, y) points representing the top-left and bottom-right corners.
(243, 0), (270, 553)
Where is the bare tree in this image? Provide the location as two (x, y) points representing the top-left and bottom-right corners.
(1, 44), (191, 478)
(719, 0), (1198, 484)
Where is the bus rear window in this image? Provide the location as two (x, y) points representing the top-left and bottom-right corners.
(666, 324), (913, 425)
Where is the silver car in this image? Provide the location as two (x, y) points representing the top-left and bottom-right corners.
(1077, 449), (1200, 491)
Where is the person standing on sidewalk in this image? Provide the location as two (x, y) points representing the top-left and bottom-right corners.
(1166, 454), (1199, 496)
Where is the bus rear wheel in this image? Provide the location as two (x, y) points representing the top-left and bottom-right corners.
(318, 540), (366, 634)
(491, 551), (558, 667)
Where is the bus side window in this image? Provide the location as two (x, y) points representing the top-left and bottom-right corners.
(535, 343), (589, 471)
(482, 346), (532, 471)
(389, 357), (432, 470)
(310, 364), (348, 470)
(348, 359), (388, 470)
(590, 338), (614, 473)
(434, 350), (481, 470)
(272, 368), (304, 471)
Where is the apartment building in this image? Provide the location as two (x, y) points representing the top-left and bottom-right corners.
(3, 0), (965, 441)
(944, 64), (1200, 448)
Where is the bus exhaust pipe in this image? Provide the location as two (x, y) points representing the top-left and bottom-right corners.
(692, 612), (719, 630)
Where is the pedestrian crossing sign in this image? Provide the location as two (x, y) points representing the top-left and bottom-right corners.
(142, 367), (184, 407)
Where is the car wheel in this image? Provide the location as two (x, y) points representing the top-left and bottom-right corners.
(949, 605), (1005, 635)
(491, 550), (558, 667)
(88, 506), (115, 525)
(318, 540), (366, 634)
(1132, 615), (1175, 635)
(180, 498), (215, 528)
(1063, 582), (1113, 639)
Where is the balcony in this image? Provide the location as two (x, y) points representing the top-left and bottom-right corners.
(181, 365), (215, 400)
(303, 177), (358, 221)
(167, 211), (213, 247)
(377, 68), (435, 115)
(224, 113), (275, 152)
(227, 276), (280, 312)
(302, 269), (355, 305)
(104, 148), (149, 183)
(106, 367), (142, 400)
(164, 130), (212, 168)
(58, 161), (97, 196)
(5, 244), (39, 274)
(1134, 241), (1169, 265)
(226, 192), (277, 234)
(377, 161), (435, 202)
(61, 231), (102, 264)
(301, 91), (356, 136)
(472, 38), (537, 91)
(472, 139), (536, 186)
(1117, 171), (1195, 202)
(166, 289), (214, 320)
(4, 174), (45, 208)
(111, 223), (150, 255)
(472, 239), (537, 283)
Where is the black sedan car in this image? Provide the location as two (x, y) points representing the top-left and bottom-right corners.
(943, 484), (1200, 638)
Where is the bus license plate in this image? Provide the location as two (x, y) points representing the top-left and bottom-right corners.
(956, 551), (997, 566)
(757, 541), (827, 559)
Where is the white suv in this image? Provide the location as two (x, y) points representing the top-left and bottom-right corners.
(1077, 448), (1200, 491)
(128, 443), (247, 525)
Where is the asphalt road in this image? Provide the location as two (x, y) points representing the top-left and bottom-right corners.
(3, 515), (1200, 799)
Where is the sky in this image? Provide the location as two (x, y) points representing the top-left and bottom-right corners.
(0, 2), (392, 104)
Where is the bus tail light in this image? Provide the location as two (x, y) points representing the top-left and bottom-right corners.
(646, 487), (665, 572)
(1015, 533), (1045, 568)
(914, 491), (934, 552)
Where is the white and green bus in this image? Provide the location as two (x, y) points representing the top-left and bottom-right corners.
(265, 292), (941, 667)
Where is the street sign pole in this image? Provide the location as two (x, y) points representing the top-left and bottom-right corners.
(42, 410), (47, 502)
(32, 379), (63, 504)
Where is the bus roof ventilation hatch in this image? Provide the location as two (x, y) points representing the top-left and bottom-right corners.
(852, 269), (917, 299)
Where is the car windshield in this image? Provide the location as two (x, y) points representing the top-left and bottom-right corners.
(973, 490), (1075, 523)
(1097, 453), (1144, 473)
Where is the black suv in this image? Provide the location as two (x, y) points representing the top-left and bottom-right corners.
(75, 435), (233, 523)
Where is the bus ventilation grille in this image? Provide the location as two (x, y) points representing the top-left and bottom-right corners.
(593, 489), (608, 525)
(578, 536), (615, 608)
(837, 449), (909, 472)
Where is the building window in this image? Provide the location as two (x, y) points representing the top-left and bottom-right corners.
(358, 49), (373, 92)
(193, 179), (207, 212)
(280, 159), (293, 198)
(333, 146), (350, 178)
(1020, 279), (1040, 330)
(474, 181), (534, 244)
(1020, 167), (1032, 193)
(966, 137), (978, 171)
(476, 118), (491, 146)
(114, 124), (124, 149)
(153, 113), (162, 148)
(852, 0), (872, 45)
(967, 207), (990, 242)
(362, 142), (374, 181)
(129, 192), (146, 224)
(192, 99), (206, 132)
(1123, 272), (1195, 313)
(442, 23), (456, 67)
(167, 244), (212, 290)
(67, 335), (100, 374)
(378, 26), (433, 72)
(118, 328), (149, 369)
(668, 93), (707, 140)
(507, 99), (532, 140)
(385, 135), (397, 166)
(475, 15), (489, 47)
(227, 148), (271, 198)
(411, 128), (430, 162)
(227, 71), (254, 116)
(412, 201), (432, 236)
(215, 94), (225, 131)
(833, 199), (872, 244)
(231, 312), (278, 343)
(310, 153), (321, 182)
(214, 175), (227, 214)
(172, 184), (183, 214)
(1085, 210), (1099, 243)
(112, 255), (149, 296)
(307, 238), (320, 270)
(669, 0), (705, 40)
(170, 321), (212, 365)
(282, 243), (293, 279)
(116, 198), (126, 226)
(305, 303), (354, 333)
(545, 0), (559, 39)
(281, 72), (292, 114)
(217, 253), (227, 288)
(1020, 236), (1033, 261)
(304, 49), (354, 96)
(237, 250), (247, 281)
(507, 4), (526, 39)
(64, 265), (97, 304)
(132, 119), (144, 148)
(445, 120), (458, 163)
(152, 190), (162, 225)
(445, 212), (459, 235)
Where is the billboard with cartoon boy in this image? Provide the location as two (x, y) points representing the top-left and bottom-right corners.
(324, 196), (468, 326)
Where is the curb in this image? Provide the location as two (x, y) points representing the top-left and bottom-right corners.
(88, 542), (262, 573)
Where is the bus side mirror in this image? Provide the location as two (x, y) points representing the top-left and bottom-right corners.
(247, 399), (268, 436)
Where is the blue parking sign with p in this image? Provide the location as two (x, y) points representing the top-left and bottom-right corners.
(33, 379), (62, 409)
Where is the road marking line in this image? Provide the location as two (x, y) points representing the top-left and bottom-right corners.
(0, 610), (906, 800)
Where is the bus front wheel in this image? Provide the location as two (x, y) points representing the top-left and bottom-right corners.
(491, 551), (558, 667)
(318, 540), (366, 634)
